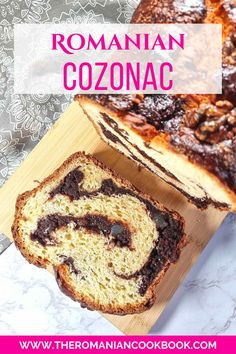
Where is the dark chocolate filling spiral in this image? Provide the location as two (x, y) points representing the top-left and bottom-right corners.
(30, 168), (183, 295)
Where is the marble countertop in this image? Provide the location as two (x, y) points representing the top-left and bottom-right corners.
(0, 213), (235, 335)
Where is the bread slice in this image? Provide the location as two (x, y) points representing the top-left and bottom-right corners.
(12, 152), (186, 315)
(77, 96), (236, 211)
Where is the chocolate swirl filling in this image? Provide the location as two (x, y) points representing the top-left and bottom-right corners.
(31, 168), (184, 295)
(31, 214), (132, 249)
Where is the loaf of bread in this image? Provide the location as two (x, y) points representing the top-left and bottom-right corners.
(77, 0), (236, 210)
(12, 152), (186, 315)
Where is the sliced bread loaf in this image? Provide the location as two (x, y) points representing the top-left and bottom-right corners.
(77, 0), (236, 211)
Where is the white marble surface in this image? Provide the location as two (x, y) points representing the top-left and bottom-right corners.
(0, 213), (235, 335)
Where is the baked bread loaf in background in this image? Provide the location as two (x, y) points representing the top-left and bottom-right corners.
(12, 152), (186, 315)
(77, 0), (236, 210)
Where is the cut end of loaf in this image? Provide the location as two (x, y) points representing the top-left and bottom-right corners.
(12, 152), (186, 315)
(77, 96), (236, 212)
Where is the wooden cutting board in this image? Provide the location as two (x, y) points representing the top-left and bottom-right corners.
(0, 101), (227, 335)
